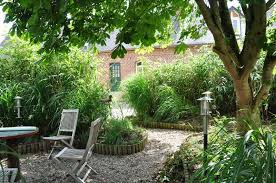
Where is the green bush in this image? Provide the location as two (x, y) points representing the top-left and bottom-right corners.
(156, 140), (200, 182)
(189, 128), (276, 183)
(154, 84), (198, 122)
(156, 118), (276, 183)
(99, 118), (145, 145)
(0, 37), (109, 144)
(122, 74), (154, 119)
(123, 48), (235, 122)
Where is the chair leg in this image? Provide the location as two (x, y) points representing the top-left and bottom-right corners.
(47, 147), (55, 159)
(86, 164), (98, 175)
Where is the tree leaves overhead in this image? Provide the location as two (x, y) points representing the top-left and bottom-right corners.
(0, 0), (201, 57)
(1, 0), (126, 53)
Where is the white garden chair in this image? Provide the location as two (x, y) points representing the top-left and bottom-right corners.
(53, 118), (102, 183)
(0, 168), (18, 183)
(43, 109), (79, 159)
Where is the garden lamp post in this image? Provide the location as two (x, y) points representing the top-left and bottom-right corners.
(14, 96), (23, 119)
(197, 91), (213, 151)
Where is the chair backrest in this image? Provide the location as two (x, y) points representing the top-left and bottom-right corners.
(82, 118), (102, 162)
(0, 168), (18, 183)
(57, 109), (79, 145)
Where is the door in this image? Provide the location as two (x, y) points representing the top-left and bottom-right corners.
(110, 63), (121, 91)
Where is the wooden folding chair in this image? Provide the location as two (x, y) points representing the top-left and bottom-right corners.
(53, 118), (102, 183)
(43, 109), (79, 159)
(0, 168), (18, 183)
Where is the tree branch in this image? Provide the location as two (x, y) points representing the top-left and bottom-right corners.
(208, 0), (222, 31)
(218, 0), (240, 56)
(266, 0), (275, 11)
(239, 1), (248, 18)
(240, 1), (267, 79)
(195, 0), (222, 38)
(253, 55), (276, 109)
(213, 46), (239, 80)
(195, 0), (240, 79)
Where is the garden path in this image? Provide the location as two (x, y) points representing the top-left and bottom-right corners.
(20, 129), (193, 183)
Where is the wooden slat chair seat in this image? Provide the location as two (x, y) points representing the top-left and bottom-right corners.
(43, 109), (79, 159)
(53, 118), (102, 183)
(55, 148), (86, 160)
(0, 168), (18, 183)
(43, 136), (72, 141)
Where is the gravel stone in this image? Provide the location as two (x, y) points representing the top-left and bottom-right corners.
(20, 129), (193, 183)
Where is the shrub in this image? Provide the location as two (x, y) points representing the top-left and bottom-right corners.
(154, 85), (198, 122)
(190, 128), (276, 183)
(123, 48), (235, 122)
(156, 140), (200, 182)
(99, 118), (145, 145)
(122, 74), (154, 119)
(0, 37), (109, 144)
(156, 118), (276, 183)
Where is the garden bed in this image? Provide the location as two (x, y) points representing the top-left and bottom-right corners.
(94, 135), (147, 155)
(14, 141), (52, 155)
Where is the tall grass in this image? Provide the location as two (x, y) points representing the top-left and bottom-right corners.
(154, 84), (198, 122)
(188, 119), (276, 183)
(99, 119), (145, 145)
(0, 37), (109, 145)
(122, 74), (154, 119)
(122, 49), (235, 121)
(157, 118), (276, 183)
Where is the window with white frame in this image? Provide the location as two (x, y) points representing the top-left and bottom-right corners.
(231, 18), (240, 35)
(136, 61), (144, 73)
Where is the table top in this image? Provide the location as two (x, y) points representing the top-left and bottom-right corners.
(0, 126), (39, 140)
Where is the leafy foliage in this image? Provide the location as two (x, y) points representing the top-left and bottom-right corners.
(0, 37), (109, 144)
(154, 84), (198, 122)
(122, 74), (154, 119)
(123, 49), (235, 122)
(156, 139), (201, 182)
(98, 118), (145, 145)
(0, 0), (203, 56)
(157, 118), (276, 183)
(190, 128), (276, 183)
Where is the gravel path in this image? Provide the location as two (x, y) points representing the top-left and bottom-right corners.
(20, 129), (192, 183)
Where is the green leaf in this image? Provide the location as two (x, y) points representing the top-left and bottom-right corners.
(175, 43), (188, 54)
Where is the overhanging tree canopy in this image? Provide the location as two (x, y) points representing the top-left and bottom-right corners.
(1, 0), (275, 132)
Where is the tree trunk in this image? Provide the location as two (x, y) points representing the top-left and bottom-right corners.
(234, 79), (261, 133)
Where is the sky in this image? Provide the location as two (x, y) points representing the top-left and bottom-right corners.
(0, 1), (240, 43)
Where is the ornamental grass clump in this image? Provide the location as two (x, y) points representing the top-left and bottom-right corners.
(99, 119), (145, 145)
(122, 74), (154, 119)
(156, 117), (276, 183)
(188, 117), (276, 183)
(190, 129), (276, 183)
(154, 84), (198, 123)
(0, 37), (109, 145)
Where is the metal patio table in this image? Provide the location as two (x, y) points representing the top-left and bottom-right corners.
(0, 126), (39, 180)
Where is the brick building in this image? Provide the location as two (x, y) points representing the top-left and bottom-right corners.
(95, 5), (276, 91)
(97, 45), (207, 91)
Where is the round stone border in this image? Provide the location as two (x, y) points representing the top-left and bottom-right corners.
(137, 121), (202, 132)
(94, 135), (148, 155)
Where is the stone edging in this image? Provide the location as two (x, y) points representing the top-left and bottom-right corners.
(93, 135), (148, 155)
(137, 121), (202, 132)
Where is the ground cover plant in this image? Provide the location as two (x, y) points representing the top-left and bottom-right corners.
(0, 37), (109, 146)
(98, 118), (145, 145)
(157, 117), (276, 183)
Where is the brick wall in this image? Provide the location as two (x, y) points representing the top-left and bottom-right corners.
(97, 45), (207, 90)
